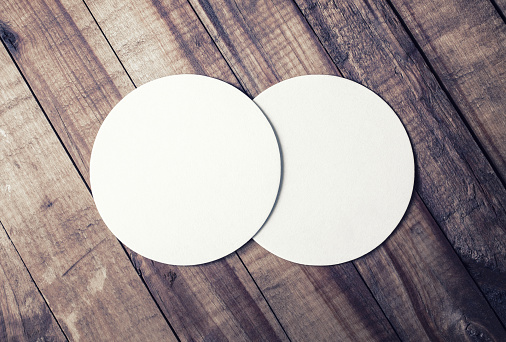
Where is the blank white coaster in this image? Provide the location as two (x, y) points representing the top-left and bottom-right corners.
(90, 75), (281, 266)
(253, 75), (414, 266)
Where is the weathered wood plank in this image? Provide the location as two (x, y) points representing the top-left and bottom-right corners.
(238, 242), (400, 341)
(3, 0), (401, 339)
(0, 222), (67, 342)
(129, 251), (289, 341)
(355, 194), (506, 341)
(0, 0), (289, 340)
(189, 0), (506, 335)
(81, 0), (405, 340)
(389, 0), (506, 184)
(294, 0), (506, 325)
(0, 45), (176, 341)
(0, 0), (133, 185)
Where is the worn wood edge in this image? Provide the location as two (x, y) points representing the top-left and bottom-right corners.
(0, 221), (68, 342)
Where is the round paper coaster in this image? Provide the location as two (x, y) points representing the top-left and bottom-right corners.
(253, 75), (414, 266)
(90, 75), (281, 266)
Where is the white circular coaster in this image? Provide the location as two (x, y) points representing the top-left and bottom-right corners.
(90, 75), (281, 266)
(253, 75), (414, 266)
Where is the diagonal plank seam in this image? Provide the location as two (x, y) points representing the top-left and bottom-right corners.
(288, 0), (506, 329)
(117, 241), (182, 342)
(415, 189), (506, 331)
(384, 0), (506, 190)
(489, 0), (506, 24)
(186, 0), (415, 338)
(350, 262), (403, 340)
(184, 3), (506, 334)
(0, 219), (70, 342)
(235, 253), (293, 342)
(0, 24), (182, 342)
(81, 0), (138, 88)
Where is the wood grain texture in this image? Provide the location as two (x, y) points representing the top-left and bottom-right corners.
(84, 0), (403, 340)
(0, 0), (288, 340)
(3, 0), (401, 339)
(190, 0), (506, 337)
(238, 243), (399, 341)
(355, 194), (506, 341)
(295, 0), (506, 325)
(0, 222), (67, 342)
(389, 0), (506, 183)
(0, 0), (134, 186)
(0, 45), (176, 341)
(129, 251), (289, 341)
(1, 0), (505, 339)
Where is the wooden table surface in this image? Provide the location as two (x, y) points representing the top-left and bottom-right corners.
(0, 0), (505, 340)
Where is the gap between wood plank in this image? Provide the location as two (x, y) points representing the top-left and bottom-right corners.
(182, 0), (482, 338)
(234, 253), (293, 342)
(78, 0), (307, 339)
(0, 218), (70, 342)
(489, 0), (506, 24)
(1, 2), (291, 340)
(383, 0), (506, 191)
(84, 0), (504, 337)
(287, 0), (506, 329)
(81, 0), (137, 88)
(0, 23), (182, 342)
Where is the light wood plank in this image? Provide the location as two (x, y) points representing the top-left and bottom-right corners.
(295, 0), (506, 326)
(390, 0), (506, 183)
(0, 0), (134, 185)
(0, 222), (67, 342)
(0, 0), (290, 340)
(0, 40), (177, 342)
(189, 0), (506, 337)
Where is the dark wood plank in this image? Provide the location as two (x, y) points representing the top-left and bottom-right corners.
(129, 251), (289, 341)
(0, 0), (289, 340)
(84, 0), (404, 340)
(189, 0), (506, 336)
(0, 222), (67, 342)
(389, 0), (506, 183)
(0, 44), (176, 341)
(238, 243), (400, 341)
(294, 0), (506, 325)
(355, 194), (506, 341)
(4, 0), (401, 339)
